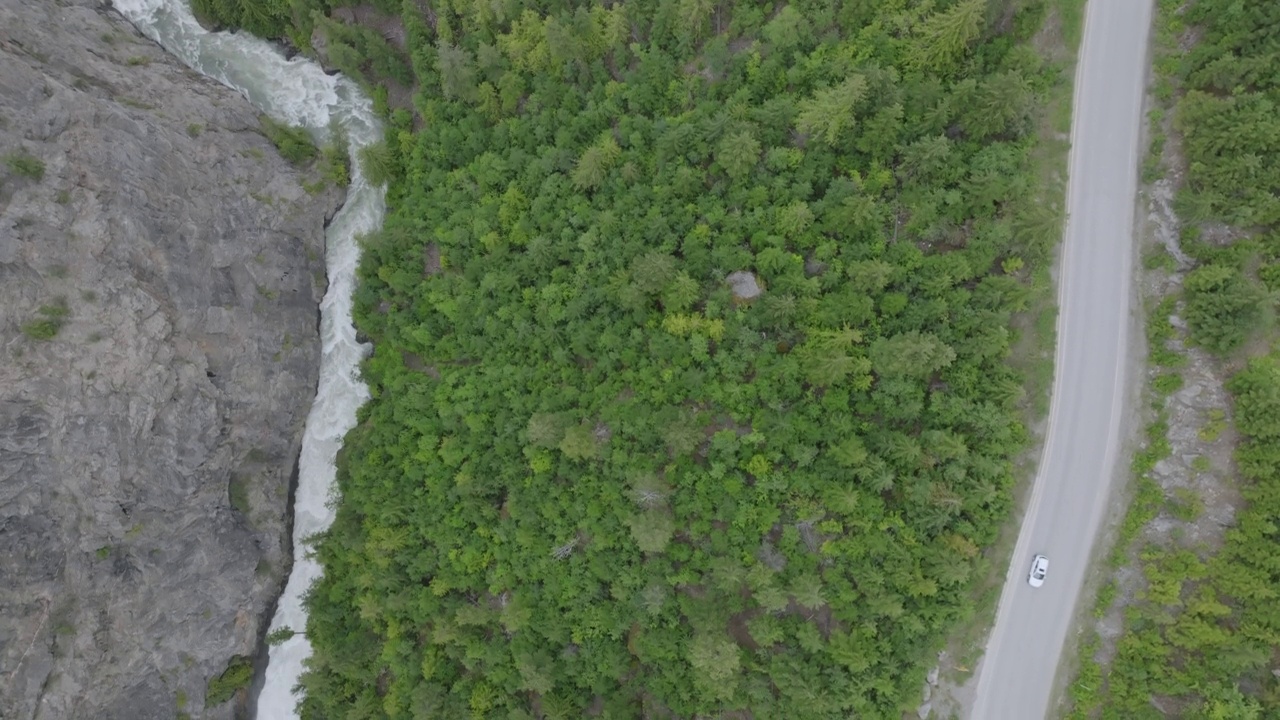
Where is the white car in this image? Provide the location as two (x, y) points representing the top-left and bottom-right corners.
(1028, 554), (1049, 588)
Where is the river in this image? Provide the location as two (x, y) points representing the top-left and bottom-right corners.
(113, 2), (383, 717)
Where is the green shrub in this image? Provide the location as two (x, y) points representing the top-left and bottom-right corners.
(1152, 372), (1183, 396)
(4, 152), (45, 180)
(1143, 245), (1175, 271)
(189, 0), (289, 37)
(228, 475), (250, 514)
(1146, 295), (1178, 346)
(258, 116), (317, 165)
(1094, 581), (1118, 617)
(21, 300), (69, 340)
(320, 132), (350, 187)
(1183, 262), (1264, 353)
(1150, 347), (1186, 368)
(1227, 356), (1280, 440)
(1198, 409), (1227, 441)
(265, 627), (296, 645)
(357, 141), (394, 186)
(1167, 487), (1203, 522)
(1142, 131), (1166, 183)
(205, 655), (252, 705)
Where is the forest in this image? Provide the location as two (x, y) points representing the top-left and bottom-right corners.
(1066, 1), (1280, 718)
(198, 0), (1069, 717)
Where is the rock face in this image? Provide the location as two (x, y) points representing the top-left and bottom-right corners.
(0, 2), (340, 718)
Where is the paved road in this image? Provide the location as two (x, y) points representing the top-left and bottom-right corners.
(968, 2), (1154, 718)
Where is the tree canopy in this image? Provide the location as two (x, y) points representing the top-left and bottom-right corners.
(210, 0), (1075, 717)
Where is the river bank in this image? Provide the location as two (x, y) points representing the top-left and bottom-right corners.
(113, 1), (387, 715)
(0, 0), (343, 716)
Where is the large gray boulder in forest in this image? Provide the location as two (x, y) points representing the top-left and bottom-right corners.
(0, 1), (341, 718)
(726, 270), (763, 300)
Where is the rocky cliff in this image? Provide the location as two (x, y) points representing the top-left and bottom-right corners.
(0, 1), (341, 717)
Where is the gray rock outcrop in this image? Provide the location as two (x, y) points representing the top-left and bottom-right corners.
(0, 1), (341, 718)
(726, 270), (762, 300)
